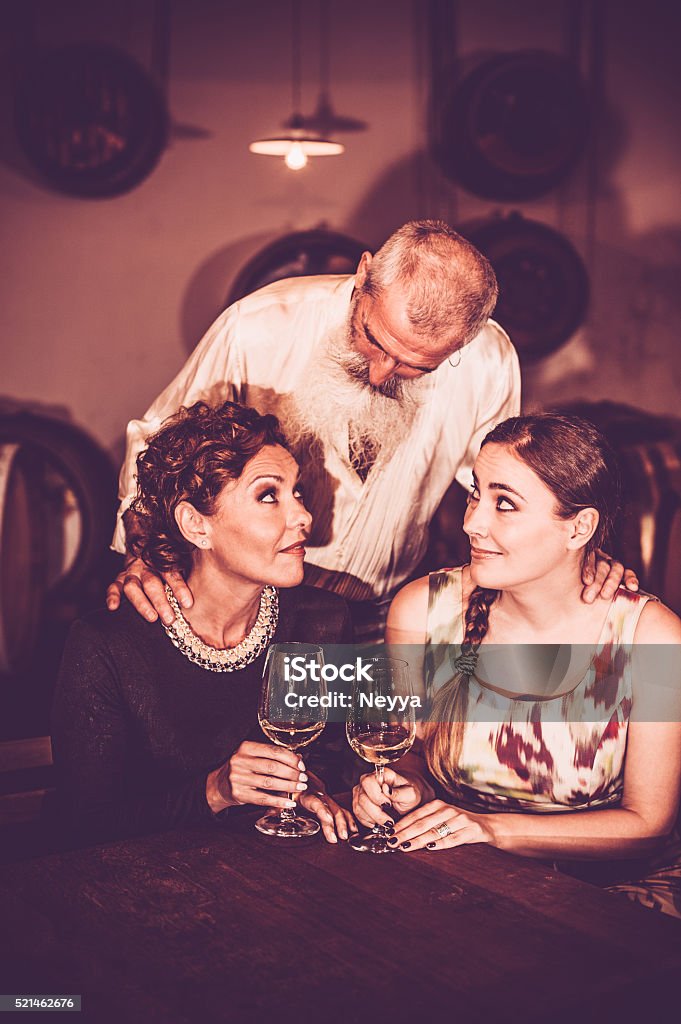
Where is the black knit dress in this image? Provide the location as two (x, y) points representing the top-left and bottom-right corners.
(51, 586), (351, 843)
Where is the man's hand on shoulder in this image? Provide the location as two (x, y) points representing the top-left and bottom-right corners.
(107, 507), (195, 624)
(581, 548), (639, 604)
(106, 557), (193, 625)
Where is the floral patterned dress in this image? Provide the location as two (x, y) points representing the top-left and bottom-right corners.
(425, 567), (681, 919)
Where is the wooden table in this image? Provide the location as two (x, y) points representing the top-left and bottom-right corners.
(1, 812), (680, 1024)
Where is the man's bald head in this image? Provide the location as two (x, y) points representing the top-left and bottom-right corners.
(359, 220), (498, 351)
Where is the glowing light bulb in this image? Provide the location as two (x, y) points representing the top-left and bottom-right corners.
(285, 142), (308, 170)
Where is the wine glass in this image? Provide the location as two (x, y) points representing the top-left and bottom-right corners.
(256, 642), (327, 838)
(346, 657), (416, 853)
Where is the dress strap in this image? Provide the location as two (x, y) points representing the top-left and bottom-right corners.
(606, 587), (658, 647)
(426, 567), (466, 646)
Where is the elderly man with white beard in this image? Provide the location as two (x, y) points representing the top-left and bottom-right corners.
(107, 220), (630, 640)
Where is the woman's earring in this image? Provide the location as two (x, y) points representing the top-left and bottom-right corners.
(448, 349), (462, 369)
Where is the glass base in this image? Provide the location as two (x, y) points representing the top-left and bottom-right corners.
(254, 810), (320, 838)
(349, 829), (395, 854)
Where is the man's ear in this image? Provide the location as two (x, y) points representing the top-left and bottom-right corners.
(175, 501), (211, 550)
(354, 250), (373, 289)
(566, 508), (599, 551)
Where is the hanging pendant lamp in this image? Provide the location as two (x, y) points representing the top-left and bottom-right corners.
(249, 0), (344, 170)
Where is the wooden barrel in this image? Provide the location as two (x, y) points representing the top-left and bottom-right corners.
(0, 444), (46, 673)
(663, 504), (681, 616)
(558, 401), (681, 616)
(0, 414), (117, 676)
(0, 414), (117, 601)
(617, 439), (681, 615)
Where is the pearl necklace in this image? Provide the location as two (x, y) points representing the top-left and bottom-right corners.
(161, 584), (278, 672)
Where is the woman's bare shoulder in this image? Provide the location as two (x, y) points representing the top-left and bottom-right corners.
(634, 597), (681, 644)
(387, 576), (430, 638)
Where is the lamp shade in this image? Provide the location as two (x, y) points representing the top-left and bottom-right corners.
(249, 135), (344, 157)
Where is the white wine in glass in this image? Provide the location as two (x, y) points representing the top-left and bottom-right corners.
(259, 720), (325, 749)
(349, 725), (415, 766)
(346, 657), (416, 854)
(256, 642), (326, 838)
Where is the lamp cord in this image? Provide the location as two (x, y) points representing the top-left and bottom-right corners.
(319, 0), (329, 98)
(291, 0), (302, 114)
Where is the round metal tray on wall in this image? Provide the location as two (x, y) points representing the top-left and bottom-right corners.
(227, 229), (367, 305)
(14, 44), (168, 198)
(435, 50), (589, 201)
(461, 213), (590, 362)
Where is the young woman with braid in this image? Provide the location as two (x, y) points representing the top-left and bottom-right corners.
(352, 414), (681, 917)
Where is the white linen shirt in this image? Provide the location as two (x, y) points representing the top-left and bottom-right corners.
(113, 275), (520, 602)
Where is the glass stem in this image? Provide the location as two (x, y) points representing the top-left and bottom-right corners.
(281, 741), (298, 822)
(372, 764), (386, 835)
(281, 793), (295, 822)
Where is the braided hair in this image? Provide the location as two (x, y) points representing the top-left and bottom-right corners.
(424, 585), (497, 790)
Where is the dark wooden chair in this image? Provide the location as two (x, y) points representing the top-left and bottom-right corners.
(0, 736), (53, 824)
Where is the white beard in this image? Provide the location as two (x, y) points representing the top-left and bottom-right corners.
(282, 317), (429, 470)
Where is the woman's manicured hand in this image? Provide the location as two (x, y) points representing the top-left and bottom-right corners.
(300, 773), (358, 844)
(352, 768), (434, 827)
(388, 799), (494, 851)
(207, 740), (308, 813)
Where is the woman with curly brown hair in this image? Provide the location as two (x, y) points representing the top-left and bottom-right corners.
(52, 401), (356, 844)
(353, 414), (681, 918)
